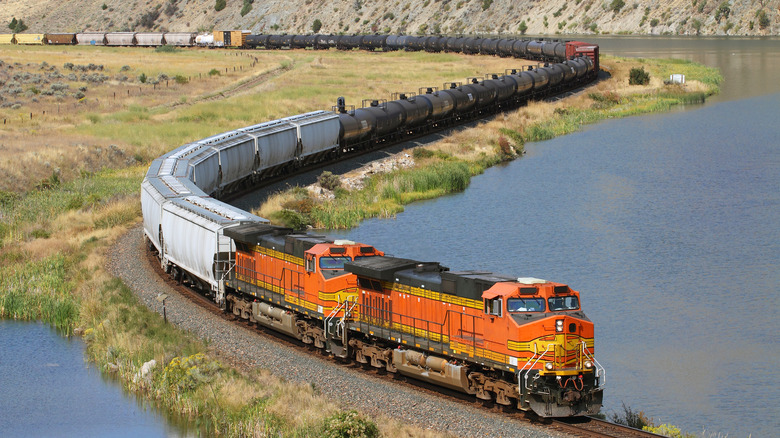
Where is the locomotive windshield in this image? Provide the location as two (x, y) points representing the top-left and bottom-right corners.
(507, 297), (545, 313)
(319, 256), (352, 270)
(548, 296), (580, 311)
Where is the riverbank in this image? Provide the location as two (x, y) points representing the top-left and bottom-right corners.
(254, 55), (722, 229)
(0, 46), (720, 436)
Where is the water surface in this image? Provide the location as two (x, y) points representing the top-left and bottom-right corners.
(0, 320), (192, 438)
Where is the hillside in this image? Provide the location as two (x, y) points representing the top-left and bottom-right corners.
(2, 0), (778, 37)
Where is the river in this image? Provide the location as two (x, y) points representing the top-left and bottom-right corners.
(0, 320), (195, 437)
(316, 37), (780, 437)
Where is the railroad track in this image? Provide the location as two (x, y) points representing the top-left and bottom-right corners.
(144, 248), (659, 438)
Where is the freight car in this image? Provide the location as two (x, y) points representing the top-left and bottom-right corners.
(140, 33), (603, 417)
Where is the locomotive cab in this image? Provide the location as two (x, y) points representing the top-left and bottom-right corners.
(303, 241), (383, 316)
(481, 278), (604, 416)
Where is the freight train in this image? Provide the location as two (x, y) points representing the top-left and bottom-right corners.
(0, 30), (598, 68)
(135, 33), (604, 417)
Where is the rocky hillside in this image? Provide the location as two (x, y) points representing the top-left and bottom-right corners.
(2, 0), (778, 37)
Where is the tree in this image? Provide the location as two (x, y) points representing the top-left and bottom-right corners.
(691, 18), (702, 35)
(715, 2), (730, 23)
(214, 0), (226, 12)
(312, 18), (322, 33)
(9, 17), (17, 30)
(609, 0), (625, 13)
(757, 10), (770, 29)
(518, 20), (528, 35)
(13, 19), (28, 33)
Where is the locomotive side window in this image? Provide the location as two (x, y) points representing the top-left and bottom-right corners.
(484, 298), (503, 317)
(305, 255), (316, 273)
(548, 296), (579, 311)
(319, 256), (352, 270)
(507, 297), (545, 313)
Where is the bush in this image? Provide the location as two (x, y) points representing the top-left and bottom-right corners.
(629, 67), (650, 85)
(138, 73), (147, 83)
(214, 0), (226, 12)
(609, 0), (625, 13)
(321, 410), (379, 438)
(208, 68), (220, 76)
(518, 20), (528, 34)
(155, 45), (179, 53)
(317, 171), (341, 191)
(312, 18), (323, 33)
(240, 0), (252, 16)
(757, 10), (770, 29)
(611, 402), (650, 430)
(174, 74), (189, 84)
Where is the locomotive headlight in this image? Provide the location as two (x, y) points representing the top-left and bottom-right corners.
(584, 360), (593, 369)
(545, 362), (554, 371)
(555, 319), (564, 332)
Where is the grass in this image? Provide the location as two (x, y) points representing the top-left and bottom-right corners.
(0, 45), (719, 436)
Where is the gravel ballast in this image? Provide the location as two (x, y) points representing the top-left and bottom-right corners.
(108, 226), (567, 437)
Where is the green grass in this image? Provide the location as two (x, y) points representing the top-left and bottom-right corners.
(0, 255), (77, 334)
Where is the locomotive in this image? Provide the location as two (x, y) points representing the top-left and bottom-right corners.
(222, 222), (604, 417)
(138, 33), (605, 417)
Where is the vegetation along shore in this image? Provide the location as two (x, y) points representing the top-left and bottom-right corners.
(0, 44), (720, 436)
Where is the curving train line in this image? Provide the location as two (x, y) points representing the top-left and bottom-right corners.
(138, 33), (605, 418)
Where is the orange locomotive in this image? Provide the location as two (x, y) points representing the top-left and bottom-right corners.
(223, 223), (604, 417)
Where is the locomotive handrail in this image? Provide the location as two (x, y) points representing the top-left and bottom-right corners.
(582, 341), (606, 387)
(521, 343), (554, 390)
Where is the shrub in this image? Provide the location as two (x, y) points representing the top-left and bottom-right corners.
(757, 10), (770, 29)
(497, 136), (512, 157)
(312, 18), (323, 33)
(320, 410), (379, 438)
(482, 0), (493, 11)
(518, 20), (528, 34)
(643, 423), (696, 438)
(609, 0), (625, 13)
(412, 148), (434, 159)
(214, 0), (226, 12)
(317, 171), (341, 191)
(629, 67), (650, 85)
(174, 74), (188, 84)
(240, 0), (252, 16)
(138, 72), (147, 83)
(208, 68), (220, 76)
(155, 45), (179, 53)
(611, 402), (650, 430)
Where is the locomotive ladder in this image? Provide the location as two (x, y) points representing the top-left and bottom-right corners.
(324, 297), (358, 358)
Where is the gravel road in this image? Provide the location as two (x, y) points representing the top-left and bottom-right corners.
(108, 226), (567, 438)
